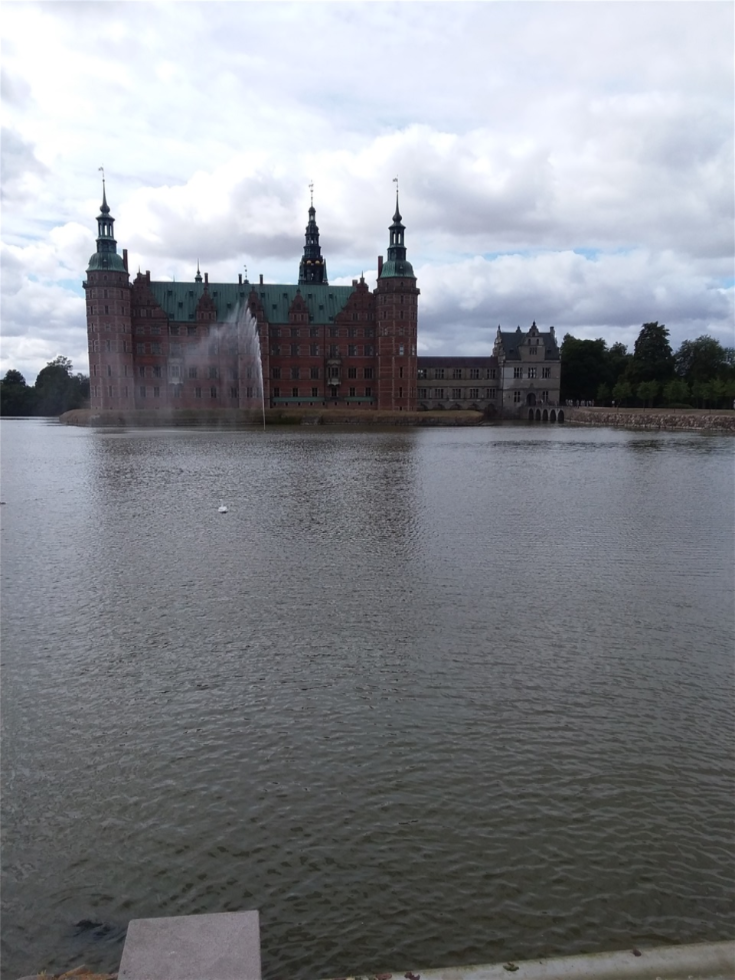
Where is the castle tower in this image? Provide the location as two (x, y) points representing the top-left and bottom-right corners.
(84, 179), (133, 409)
(375, 191), (419, 410)
(298, 189), (328, 285)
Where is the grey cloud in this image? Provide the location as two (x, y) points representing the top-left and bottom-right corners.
(1, 128), (48, 202)
(0, 69), (32, 108)
(2, 1), (732, 382)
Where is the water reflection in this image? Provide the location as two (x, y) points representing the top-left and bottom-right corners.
(1, 421), (733, 980)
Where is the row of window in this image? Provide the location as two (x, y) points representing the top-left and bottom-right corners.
(269, 344), (378, 357)
(132, 307), (218, 323)
(134, 323), (199, 336)
(513, 367), (552, 379)
(272, 387), (374, 399)
(89, 322), (131, 334)
(418, 388), (497, 400)
(126, 384), (239, 398)
(90, 339), (132, 353)
(133, 340), (231, 356)
(418, 368), (497, 381)
(93, 364), (238, 381)
(167, 324), (221, 337)
(271, 367), (375, 381)
(269, 326), (376, 339)
(89, 305), (129, 316)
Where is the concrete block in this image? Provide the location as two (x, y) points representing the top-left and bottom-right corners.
(118, 911), (261, 980)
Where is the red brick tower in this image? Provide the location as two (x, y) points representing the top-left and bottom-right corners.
(84, 180), (133, 409)
(375, 191), (419, 410)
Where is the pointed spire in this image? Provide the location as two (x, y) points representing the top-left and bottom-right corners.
(380, 184), (414, 280)
(195, 259), (202, 283)
(87, 172), (126, 272)
(298, 185), (328, 285)
(98, 167), (110, 214)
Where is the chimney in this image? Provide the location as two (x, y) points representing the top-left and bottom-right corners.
(352, 279), (358, 287)
(377, 255), (383, 277)
(146, 271), (150, 282)
(204, 272), (208, 284)
(259, 273), (264, 285)
(238, 273), (242, 284)
(122, 248), (128, 272)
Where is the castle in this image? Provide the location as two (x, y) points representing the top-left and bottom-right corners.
(84, 185), (561, 418)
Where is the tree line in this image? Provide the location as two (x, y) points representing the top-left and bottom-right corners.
(0, 357), (90, 417)
(560, 323), (735, 409)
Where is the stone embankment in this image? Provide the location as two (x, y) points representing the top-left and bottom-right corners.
(59, 408), (487, 428)
(58, 406), (735, 431)
(566, 406), (735, 432)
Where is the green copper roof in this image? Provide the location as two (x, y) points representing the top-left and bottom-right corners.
(87, 251), (127, 272)
(379, 259), (415, 279)
(147, 281), (356, 323)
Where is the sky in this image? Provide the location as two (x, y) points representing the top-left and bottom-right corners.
(1, 1), (733, 383)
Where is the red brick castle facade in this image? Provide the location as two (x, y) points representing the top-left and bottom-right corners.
(85, 184), (420, 412)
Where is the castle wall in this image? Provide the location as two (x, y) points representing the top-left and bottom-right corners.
(417, 357), (500, 413)
(267, 280), (378, 407)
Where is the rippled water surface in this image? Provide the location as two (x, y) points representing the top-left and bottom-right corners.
(1, 420), (733, 979)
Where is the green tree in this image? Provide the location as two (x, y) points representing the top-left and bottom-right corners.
(0, 369), (34, 416)
(596, 382), (612, 405)
(636, 380), (660, 407)
(606, 342), (631, 388)
(612, 380), (633, 406)
(691, 378), (731, 408)
(33, 356), (88, 416)
(662, 378), (691, 406)
(628, 322), (674, 384)
(674, 336), (730, 383)
(560, 335), (608, 402)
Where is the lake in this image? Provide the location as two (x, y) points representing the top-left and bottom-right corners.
(1, 419), (733, 980)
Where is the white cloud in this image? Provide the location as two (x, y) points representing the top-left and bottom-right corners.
(1, 1), (733, 382)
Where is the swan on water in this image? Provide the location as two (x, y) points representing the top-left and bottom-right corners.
(218, 502), (228, 513)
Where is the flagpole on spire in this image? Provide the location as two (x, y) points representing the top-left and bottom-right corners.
(309, 180), (314, 208)
(98, 166), (110, 213)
